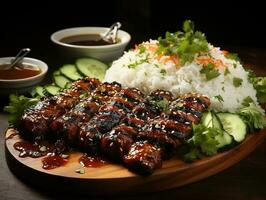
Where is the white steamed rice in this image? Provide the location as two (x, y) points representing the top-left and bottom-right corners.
(104, 41), (258, 112)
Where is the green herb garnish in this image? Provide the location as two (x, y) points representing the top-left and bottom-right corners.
(75, 168), (85, 174)
(224, 67), (230, 76)
(185, 124), (220, 161)
(150, 98), (170, 113)
(157, 20), (209, 66)
(242, 96), (254, 107)
(214, 95), (224, 103)
(138, 44), (146, 54)
(127, 58), (148, 68)
(4, 94), (40, 126)
(249, 76), (266, 103)
(200, 63), (220, 81)
(233, 77), (243, 87)
(226, 53), (240, 62)
(160, 69), (167, 76)
(238, 103), (266, 131)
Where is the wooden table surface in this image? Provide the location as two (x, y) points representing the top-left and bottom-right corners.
(0, 47), (266, 200)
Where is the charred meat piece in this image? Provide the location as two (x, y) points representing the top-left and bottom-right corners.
(50, 115), (80, 144)
(100, 125), (138, 160)
(73, 101), (100, 118)
(168, 109), (200, 124)
(122, 116), (146, 132)
(71, 77), (101, 92)
(149, 118), (192, 140)
(138, 118), (191, 154)
(118, 88), (145, 104)
(144, 90), (173, 115)
(138, 130), (181, 155)
(50, 100), (100, 144)
(91, 82), (122, 103)
(123, 141), (163, 175)
(92, 105), (125, 133)
(20, 98), (64, 140)
(109, 97), (135, 113)
(182, 93), (211, 108)
(55, 93), (80, 110)
(132, 103), (156, 120)
(149, 90), (174, 101)
(78, 124), (102, 154)
(172, 93), (210, 114)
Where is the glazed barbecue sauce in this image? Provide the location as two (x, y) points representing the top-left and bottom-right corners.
(79, 154), (108, 167)
(13, 140), (69, 169)
(13, 142), (108, 169)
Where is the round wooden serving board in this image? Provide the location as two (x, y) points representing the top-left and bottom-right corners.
(5, 128), (266, 195)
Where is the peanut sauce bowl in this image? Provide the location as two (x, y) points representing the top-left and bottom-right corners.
(50, 27), (131, 62)
(0, 57), (48, 94)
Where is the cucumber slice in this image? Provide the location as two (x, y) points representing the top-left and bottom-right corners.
(35, 86), (45, 97)
(44, 85), (61, 96)
(60, 64), (83, 81)
(76, 58), (108, 81)
(202, 112), (222, 129)
(217, 113), (247, 142)
(65, 82), (73, 89)
(53, 70), (61, 76)
(202, 111), (233, 148)
(215, 132), (233, 148)
(54, 75), (71, 88)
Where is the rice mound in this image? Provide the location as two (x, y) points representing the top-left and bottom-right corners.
(104, 41), (258, 112)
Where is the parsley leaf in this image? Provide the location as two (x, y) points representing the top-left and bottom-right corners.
(224, 67), (230, 75)
(160, 69), (167, 76)
(157, 20), (209, 66)
(242, 96), (254, 107)
(214, 95), (224, 103)
(183, 148), (203, 162)
(226, 53), (241, 62)
(233, 77), (243, 87)
(200, 63), (220, 81)
(249, 76), (266, 103)
(186, 124), (220, 158)
(149, 98), (170, 113)
(238, 103), (266, 131)
(127, 58), (148, 68)
(4, 94), (40, 126)
(138, 44), (146, 54)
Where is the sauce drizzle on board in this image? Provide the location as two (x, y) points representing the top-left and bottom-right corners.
(13, 140), (108, 170)
(79, 154), (108, 168)
(42, 153), (68, 170)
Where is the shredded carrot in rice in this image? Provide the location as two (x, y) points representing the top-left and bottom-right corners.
(147, 44), (158, 52)
(221, 50), (229, 56)
(196, 57), (224, 68)
(163, 55), (179, 66)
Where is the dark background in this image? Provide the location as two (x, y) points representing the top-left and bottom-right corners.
(0, 1), (266, 68)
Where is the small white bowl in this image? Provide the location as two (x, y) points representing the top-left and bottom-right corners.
(0, 57), (48, 90)
(51, 27), (131, 62)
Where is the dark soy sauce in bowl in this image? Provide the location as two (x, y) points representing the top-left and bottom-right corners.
(60, 34), (118, 46)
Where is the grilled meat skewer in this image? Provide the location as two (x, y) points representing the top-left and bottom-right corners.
(19, 78), (210, 175)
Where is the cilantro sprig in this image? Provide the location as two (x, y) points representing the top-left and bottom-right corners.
(4, 94), (40, 126)
(200, 63), (220, 81)
(183, 124), (221, 162)
(249, 75), (266, 103)
(238, 103), (266, 131)
(157, 20), (209, 66)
